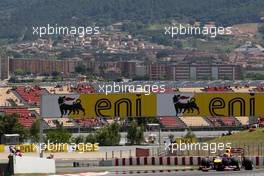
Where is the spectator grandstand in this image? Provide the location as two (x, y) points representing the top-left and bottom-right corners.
(44, 118), (77, 128)
(206, 116), (240, 127)
(74, 118), (104, 128)
(232, 86), (253, 92)
(179, 116), (210, 127)
(28, 107), (40, 115)
(258, 117), (264, 127)
(0, 87), (23, 106)
(251, 86), (264, 92)
(235, 116), (250, 125)
(43, 85), (74, 94)
(13, 86), (47, 106)
(178, 87), (203, 92)
(156, 88), (179, 93)
(75, 84), (95, 94)
(0, 82), (262, 131)
(159, 116), (186, 129)
(0, 108), (36, 127)
(201, 86), (233, 92)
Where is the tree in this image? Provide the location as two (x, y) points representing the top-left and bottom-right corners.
(75, 65), (87, 74)
(46, 123), (72, 143)
(132, 75), (149, 81)
(0, 114), (28, 142)
(72, 135), (84, 143)
(183, 129), (197, 143)
(258, 24), (264, 45)
(259, 24), (264, 35)
(95, 122), (121, 146)
(51, 71), (60, 77)
(127, 120), (144, 145)
(246, 73), (264, 80)
(85, 133), (97, 143)
(30, 121), (39, 143)
(168, 134), (175, 143)
(9, 76), (17, 83)
(14, 69), (24, 75)
(2, 0), (264, 39)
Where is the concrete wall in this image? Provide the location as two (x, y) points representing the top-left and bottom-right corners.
(13, 156), (55, 174)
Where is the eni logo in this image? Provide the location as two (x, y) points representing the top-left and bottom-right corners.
(58, 96), (86, 117)
(94, 94), (142, 117)
(208, 93), (255, 116)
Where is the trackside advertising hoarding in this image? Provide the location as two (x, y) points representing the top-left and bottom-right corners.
(41, 93), (263, 118)
(41, 93), (156, 118)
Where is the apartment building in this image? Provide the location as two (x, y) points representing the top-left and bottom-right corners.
(146, 64), (172, 80)
(117, 61), (136, 78)
(0, 56), (9, 80)
(171, 64), (241, 80)
(146, 63), (241, 80)
(9, 58), (82, 75)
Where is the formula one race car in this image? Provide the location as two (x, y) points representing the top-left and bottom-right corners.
(199, 147), (253, 171)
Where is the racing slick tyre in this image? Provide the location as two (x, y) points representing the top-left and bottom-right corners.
(243, 158), (253, 170)
(215, 164), (225, 171)
(230, 157), (241, 171)
(201, 158), (211, 168)
(214, 162), (225, 171)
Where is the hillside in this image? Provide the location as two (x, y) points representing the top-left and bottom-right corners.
(0, 0), (264, 39)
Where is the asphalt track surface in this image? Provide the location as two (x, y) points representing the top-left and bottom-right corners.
(56, 168), (264, 176)
(107, 169), (264, 176)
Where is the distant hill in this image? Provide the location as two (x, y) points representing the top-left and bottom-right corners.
(0, 0), (264, 39)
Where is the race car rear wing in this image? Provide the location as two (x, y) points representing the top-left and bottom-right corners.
(230, 147), (245, 156)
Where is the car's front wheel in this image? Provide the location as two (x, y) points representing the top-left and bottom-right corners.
(214, 162), (225, 171)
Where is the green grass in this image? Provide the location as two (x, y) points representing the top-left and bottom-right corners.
(182, 38), (236, 52)
(211, 128), (264, 144)
(146, 23), (164, 31)
(208, 128), (264, 156)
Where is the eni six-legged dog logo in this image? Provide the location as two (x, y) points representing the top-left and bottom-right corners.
(172, 94), (200, 116)
(58, 96), (85, 117)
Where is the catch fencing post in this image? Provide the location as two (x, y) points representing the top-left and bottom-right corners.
(39, 94), (44, 158)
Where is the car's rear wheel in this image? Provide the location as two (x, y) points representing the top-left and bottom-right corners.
(243, 158), (253, 170)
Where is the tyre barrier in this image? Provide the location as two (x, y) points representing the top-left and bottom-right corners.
(112, 156), (264, 166)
